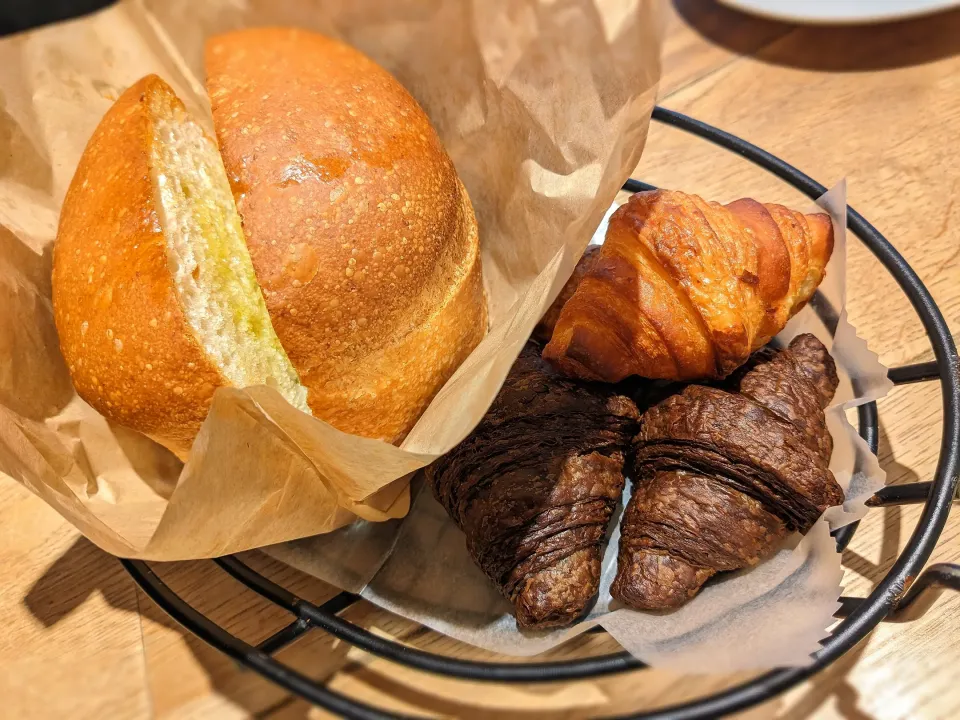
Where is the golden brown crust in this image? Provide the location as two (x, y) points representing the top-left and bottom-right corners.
(205, 28), (486, 442)
(723, 198), (791, 340)
(724, 198), (790, 305)
(305, 211), (486, 440)
(542, 190), (833, 383)
(533, 245), (601, 344)
(52, 76), (226, 460)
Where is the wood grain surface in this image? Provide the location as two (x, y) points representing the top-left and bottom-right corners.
(3, 2), (959, 718)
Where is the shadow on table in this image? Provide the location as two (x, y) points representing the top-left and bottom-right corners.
(776, 634), (876, 720)
(24, 540), (634, 719)
(841, 419), (921, 588)
(675, 0), (960, 72)
(21, 416), (922, 718)
(22, 537), (351, 718)
(768, 420), (919, 720)
(18, 531), (899, 720)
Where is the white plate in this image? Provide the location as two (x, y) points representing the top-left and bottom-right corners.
(719, 0), (960, 25)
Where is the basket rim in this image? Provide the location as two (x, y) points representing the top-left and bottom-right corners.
(123, 106), (960, 720)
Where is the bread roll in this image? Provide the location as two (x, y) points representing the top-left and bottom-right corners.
(52, 75), (308, 459)
(205, 28), (487, 443)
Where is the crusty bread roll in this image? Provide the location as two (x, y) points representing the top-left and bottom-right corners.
(52, 75), (309, 460)
(53, 32), (488, 458)
(205, 28), (487, 443)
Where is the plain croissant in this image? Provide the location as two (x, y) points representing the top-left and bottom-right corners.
(612, 334), (843, 610)
(542, 190), (834, 382)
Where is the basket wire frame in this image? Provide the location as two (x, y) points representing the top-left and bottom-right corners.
(123, 106), (960, 720)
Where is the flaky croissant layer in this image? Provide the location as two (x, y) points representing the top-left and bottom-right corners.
(426, 343), (640, 629)
(612, 333), (843, 610)
(543, 189), (834, 382)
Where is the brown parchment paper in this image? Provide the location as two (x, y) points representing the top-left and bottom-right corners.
(0, 0), (662, 558)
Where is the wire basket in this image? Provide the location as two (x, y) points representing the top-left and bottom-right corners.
(121, 106), (960, 720)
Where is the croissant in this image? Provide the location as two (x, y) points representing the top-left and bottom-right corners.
(611, 333), (843, 611)
(543, 190), (834, 382)
(534, 245), (601, 343)
(426, 342), (639, 628)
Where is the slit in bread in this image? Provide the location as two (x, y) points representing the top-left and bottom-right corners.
(52, 75), (308, 459)
(148, 88), (308, 413)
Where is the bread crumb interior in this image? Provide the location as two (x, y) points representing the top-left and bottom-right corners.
(149, 93), (309, 412)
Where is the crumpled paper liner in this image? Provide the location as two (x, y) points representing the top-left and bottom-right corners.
(267, 183), (892, 671)
(0, 0), (662, 558)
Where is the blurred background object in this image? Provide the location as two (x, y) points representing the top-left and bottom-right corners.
(719, 0), (960, 25)
(0, 0), (112, 35)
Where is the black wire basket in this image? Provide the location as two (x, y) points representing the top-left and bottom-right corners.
(121, 106), (960, 720)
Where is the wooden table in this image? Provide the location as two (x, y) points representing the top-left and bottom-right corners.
(4, 2), (960, 718)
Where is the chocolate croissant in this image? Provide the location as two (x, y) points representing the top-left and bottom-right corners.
(543, 190), (834, 382)
(611, 334), (843, 610)
(426, 342), (639, 628)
